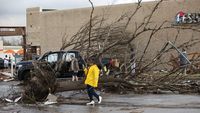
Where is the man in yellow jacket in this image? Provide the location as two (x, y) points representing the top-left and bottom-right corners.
(84, 57), (102, 105)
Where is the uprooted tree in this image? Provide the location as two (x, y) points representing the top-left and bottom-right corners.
(22, 0), (200, 102)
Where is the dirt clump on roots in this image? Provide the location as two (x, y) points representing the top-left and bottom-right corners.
(22, 61), (57, 103)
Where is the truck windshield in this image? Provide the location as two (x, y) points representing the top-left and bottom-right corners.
(44, 53), (58, 63)
(62, 53), (76, 61)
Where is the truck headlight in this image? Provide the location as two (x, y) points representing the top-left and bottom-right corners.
(17, 65), (23, 68)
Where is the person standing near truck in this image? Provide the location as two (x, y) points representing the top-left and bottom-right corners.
(70, 55), (79, 81)
(8, 56), (11, 69)
(179, 48), (189, 75)
(4, 55), (9, 69)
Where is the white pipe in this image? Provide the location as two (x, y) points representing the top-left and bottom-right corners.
(168, 41), (191, 64)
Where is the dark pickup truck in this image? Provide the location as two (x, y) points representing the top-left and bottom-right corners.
(15, 50), (85, 81)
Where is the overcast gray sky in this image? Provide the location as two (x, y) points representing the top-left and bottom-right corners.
(0, 0), (154, 26)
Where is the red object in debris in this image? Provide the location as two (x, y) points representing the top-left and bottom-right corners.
(178, 11), (185, 17)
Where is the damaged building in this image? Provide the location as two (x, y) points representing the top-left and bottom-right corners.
(26, 0), (200, 70)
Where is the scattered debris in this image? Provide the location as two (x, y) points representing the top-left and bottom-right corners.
(44, 93), (57, 105)
(169, 52), (200, 74)
(1, 72), (14, 78)
(4, 96), (22, 103)
(3, 78), (14, 82)
(0, 72), (13, 81)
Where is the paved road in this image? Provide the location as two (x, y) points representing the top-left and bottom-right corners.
(0, 81), (200, 113)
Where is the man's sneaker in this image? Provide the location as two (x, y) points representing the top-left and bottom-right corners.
(86, 100), (95, 105)
(98, 96), (102, 104)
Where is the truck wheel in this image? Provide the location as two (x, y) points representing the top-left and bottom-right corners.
(23, 71), (31, 81)
(55, 72), (60, 78)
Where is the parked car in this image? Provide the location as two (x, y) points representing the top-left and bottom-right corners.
(14, 50), (86, 81)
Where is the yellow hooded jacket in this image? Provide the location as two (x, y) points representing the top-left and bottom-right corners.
(84, 64), (100, 87)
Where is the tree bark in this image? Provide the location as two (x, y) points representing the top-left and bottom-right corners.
(56, 77), (126, 92)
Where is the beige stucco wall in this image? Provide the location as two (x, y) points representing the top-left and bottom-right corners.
(26, 0), (200, 59)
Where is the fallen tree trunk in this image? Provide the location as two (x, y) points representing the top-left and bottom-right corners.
(56, 77), (127, 92)
(57, 77), (200, 94)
